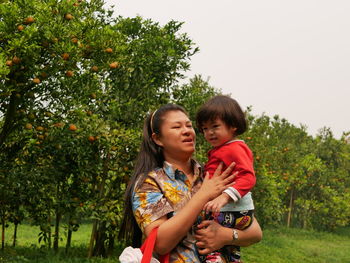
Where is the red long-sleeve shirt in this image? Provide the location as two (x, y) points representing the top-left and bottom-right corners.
(204, 140), (256, 199)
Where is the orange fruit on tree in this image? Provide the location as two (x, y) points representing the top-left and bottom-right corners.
(109, 62), (119, 69)
(24, 16), (35, 24)
(53, 122), (64, 128)
(44, 111), (52, 117)
(12, 56), (21, 64)
(69, 124), (77, 131)
(42, 41), (49, 47)
(17, 25), (24, 31)
(37, 135), (45, 140)
(25, 123), (33, 130)
(88, 136), (95, 142)
(71, 37), (78, 44)
(33, 78), (41, 84)
(6, 60), (12, 67)
(36, 126), (44, 131)
(40, 72), (48, 79)
(66, 70), (74, 77)
(105, 48), (113, 53)
(65, 13), (74, 20)
(111, 146), (117, 151)
(62, 53), (70, 60)
(91, 66), (98, 72)
(55, 144), (62, 150)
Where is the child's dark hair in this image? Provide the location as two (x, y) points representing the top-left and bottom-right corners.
(196, 95), (247, 135)
(118, 104), (188, 247)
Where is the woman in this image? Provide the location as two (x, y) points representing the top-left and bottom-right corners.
(119, 104), (262, 262)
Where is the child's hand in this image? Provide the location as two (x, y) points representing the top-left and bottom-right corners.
(203, 193), (231, 213)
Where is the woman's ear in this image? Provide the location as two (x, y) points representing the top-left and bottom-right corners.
(152, 133), (163, 147)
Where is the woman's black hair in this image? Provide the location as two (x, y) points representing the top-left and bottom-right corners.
(118, 104), (187, 246)
(196, 95), (247, 136)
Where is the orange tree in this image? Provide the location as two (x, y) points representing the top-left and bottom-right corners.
(244, 113), (350, 230)
(0, 0), (197, 256)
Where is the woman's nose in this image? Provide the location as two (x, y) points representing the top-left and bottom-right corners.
(182, 126), (192, 134)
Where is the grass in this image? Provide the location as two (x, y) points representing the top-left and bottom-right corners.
(0, 223), (349, 262)
(0, 223), (122, 262)
(242, 226), (350, 263)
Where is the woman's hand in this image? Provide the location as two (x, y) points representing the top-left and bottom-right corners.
(195, 218), (263, 254)
(194, 220), (228, 254)
(200, 162), (237, 201)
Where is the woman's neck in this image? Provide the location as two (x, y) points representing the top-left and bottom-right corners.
(165, 155), (193, 178)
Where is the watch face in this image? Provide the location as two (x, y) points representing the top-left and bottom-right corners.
(233, 230), (238, 240)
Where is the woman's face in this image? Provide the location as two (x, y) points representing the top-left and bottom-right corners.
(153, 110), (196, 160)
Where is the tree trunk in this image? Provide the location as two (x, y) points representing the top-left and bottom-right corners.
(93, 221), (107, 257)
(53, 210), (61, 252)
(0, 92), (18, 149)
(107, 231), (115, 257)
(287, 188), (294, 227)
(1, 217), (5, 250)
(12, 222), (18, 247)
(88, 219), (98, 258)
(65, 228), (72, 253)
(88, 154), (110, 258)
(47, 215), (52, 249)
(53, 184), (61, 252)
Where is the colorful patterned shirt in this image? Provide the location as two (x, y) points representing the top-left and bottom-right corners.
(132, 160), (203, 263)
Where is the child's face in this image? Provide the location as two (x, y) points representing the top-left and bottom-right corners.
(201, 118), (236, 147)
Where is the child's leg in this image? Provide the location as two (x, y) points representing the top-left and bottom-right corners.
(217, 210), (254, 263)
(198, 212), (235, 263)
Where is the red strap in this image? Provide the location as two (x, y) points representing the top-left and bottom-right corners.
(140, 227), (169, 263)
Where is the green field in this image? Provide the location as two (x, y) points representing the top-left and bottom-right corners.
(0, 224), (349, 262)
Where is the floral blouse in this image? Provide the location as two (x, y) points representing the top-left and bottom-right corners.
(132, 160), (203, 263)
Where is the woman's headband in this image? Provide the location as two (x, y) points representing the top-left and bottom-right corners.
(150, 109), (158, 134)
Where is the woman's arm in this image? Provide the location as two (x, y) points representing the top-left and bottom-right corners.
(194, 218), (262, 255)
(144, 163), (237, 255)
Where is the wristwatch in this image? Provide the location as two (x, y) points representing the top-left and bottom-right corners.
(232, 229), (239, 243)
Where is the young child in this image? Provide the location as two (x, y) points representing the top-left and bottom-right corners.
(195, 95), (256, 263)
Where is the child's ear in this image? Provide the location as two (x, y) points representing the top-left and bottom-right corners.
(152, 133), (163, 147)
(231, 127), (237, 135)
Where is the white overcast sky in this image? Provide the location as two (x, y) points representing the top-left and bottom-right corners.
(104, 0), (350, 139)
